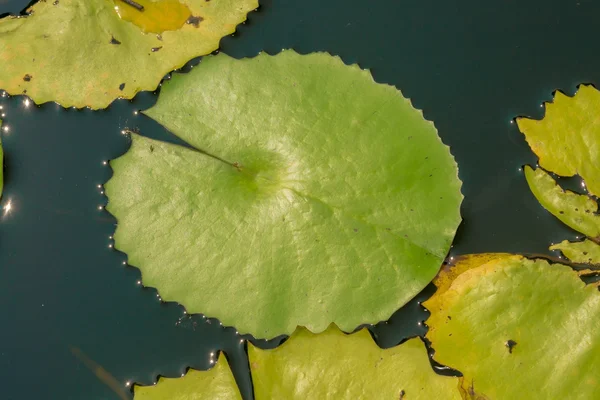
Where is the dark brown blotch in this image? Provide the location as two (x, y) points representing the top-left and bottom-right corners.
(505, 339), (517, 354)
(186, 15), (204, 27)
(23, 74), (32, 82)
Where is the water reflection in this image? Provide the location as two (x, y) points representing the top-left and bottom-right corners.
(3, 197), (13, 216)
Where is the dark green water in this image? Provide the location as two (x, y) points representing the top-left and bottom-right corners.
(0, 0), (597, 398)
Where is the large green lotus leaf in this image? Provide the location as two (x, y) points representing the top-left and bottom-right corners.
(517, 85), (600, 196)
(0, 0), (257, 109)
(551, 239), (600, 265)
(425, 254), (600, 399)
(133, 354), (242, 399)
(105, 51), (463, 338)
(524, 166), (600, 239)
(249, 325), (461, 399)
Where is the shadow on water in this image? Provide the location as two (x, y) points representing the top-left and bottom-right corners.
(2, 0), (600, 399)
(0, 0), (37, 17)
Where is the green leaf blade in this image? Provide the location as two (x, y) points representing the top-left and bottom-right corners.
(107, 51), (463, 338)
(249, 326), (461, 400)
(0, 0), (257, 109)
(551, 239), (600, 265)
(524, 166), (600, 239)
(425, 254), (600, 399)
(133, 354), (242, 400)
(517, 85), (600, 196)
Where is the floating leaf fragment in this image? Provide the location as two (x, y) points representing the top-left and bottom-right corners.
(551, 239), (600, 265)
(524, 166), (600, 239)
(249, 325), (461, 400)
(133, 354), (242, 400)
(425, 254), (600, 399)
(106, 51), (463, 338)
(0, 0), (257, 108)
(517, 85), (600, 196)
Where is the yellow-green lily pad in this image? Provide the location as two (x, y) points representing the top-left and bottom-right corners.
(0, 0), (257, 109)
(551, 239), (600, 265)
(524, 166), (600, 239)
(249, 325), (461, 400)
(133, 326), (460, 399)
(517, 85), (600, 196)
(425, 254), (600, 399)
(133, 354), (242, 399)
(105, 51), (463, 338)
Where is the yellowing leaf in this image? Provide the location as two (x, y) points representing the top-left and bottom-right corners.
(551, 239), (600, 265)
(133, 354), (242, 400)
(113, 0), (191, 34)
(132, 327), (461, 399)
(524, 166), (600, 239)
(517, 85), (600, 196)
(249, 326), (461, 400)
(0, 0), (257, 109)
(425, 254), (600, 399)
(105, 51), (463, 338)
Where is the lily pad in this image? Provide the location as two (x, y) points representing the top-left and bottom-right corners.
(0, 0), (257, 109)
(132, 326), (460, 399)
(517, 85), (600, 196)
(105, 51), (463, 338)
(133, 354), (242, 399)
(524, 166), (600, 239)
(551, 239), (600, 265)
(425, 254), (600, 399)
(249, 325), (461, 400)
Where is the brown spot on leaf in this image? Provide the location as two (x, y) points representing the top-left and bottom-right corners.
(23, 74), (32, 82)
(119, 83), (125, 91)
(110, 36), (121, 45)
(151, 46), (162, 52)
(460, 378), (490, 400)
(399, 390), (406, 399)
(505, 339), (517, 354)
(186, 15), (204, 27)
